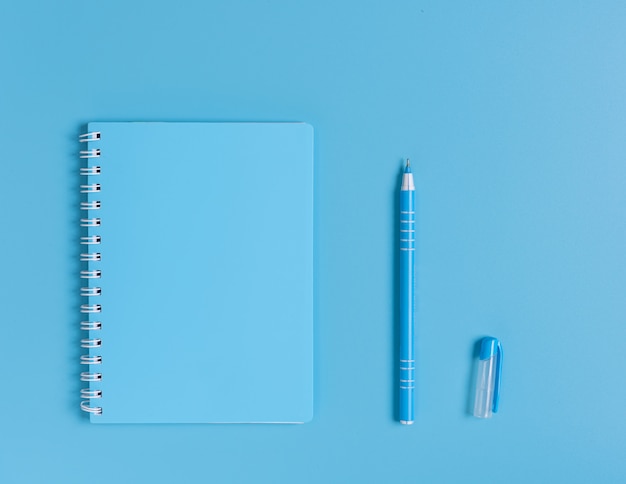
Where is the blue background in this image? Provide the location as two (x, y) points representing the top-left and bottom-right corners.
(1, 1), (626, 482)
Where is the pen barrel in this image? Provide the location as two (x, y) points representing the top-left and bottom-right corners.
(399, 190), (415, 423)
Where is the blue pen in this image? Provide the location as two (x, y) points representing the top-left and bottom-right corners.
(399, 159), (415, 425)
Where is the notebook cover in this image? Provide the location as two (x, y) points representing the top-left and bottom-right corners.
(82, 122), (313, 423)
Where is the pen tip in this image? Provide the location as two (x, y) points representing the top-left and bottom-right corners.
(406, 159), (410, 167)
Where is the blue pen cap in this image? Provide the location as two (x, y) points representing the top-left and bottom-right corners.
(473, 337), (503, 418)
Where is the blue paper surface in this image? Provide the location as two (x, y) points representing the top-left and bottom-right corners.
(1, 0), (626, 482)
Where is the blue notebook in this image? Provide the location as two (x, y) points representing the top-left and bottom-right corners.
(79, 122), (314, 423)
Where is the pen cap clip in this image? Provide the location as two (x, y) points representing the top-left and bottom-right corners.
(492, 340), (502, 413)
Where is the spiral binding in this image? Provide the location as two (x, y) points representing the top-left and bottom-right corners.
(80, 218), (101, 227)
(81, 201), (101, 210)
(80, 321), (102, 331)
(80, 270), (102, 279)
(80, 131), (103, 416)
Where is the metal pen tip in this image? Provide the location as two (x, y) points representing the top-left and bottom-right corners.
(406, 158), (410, 167)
